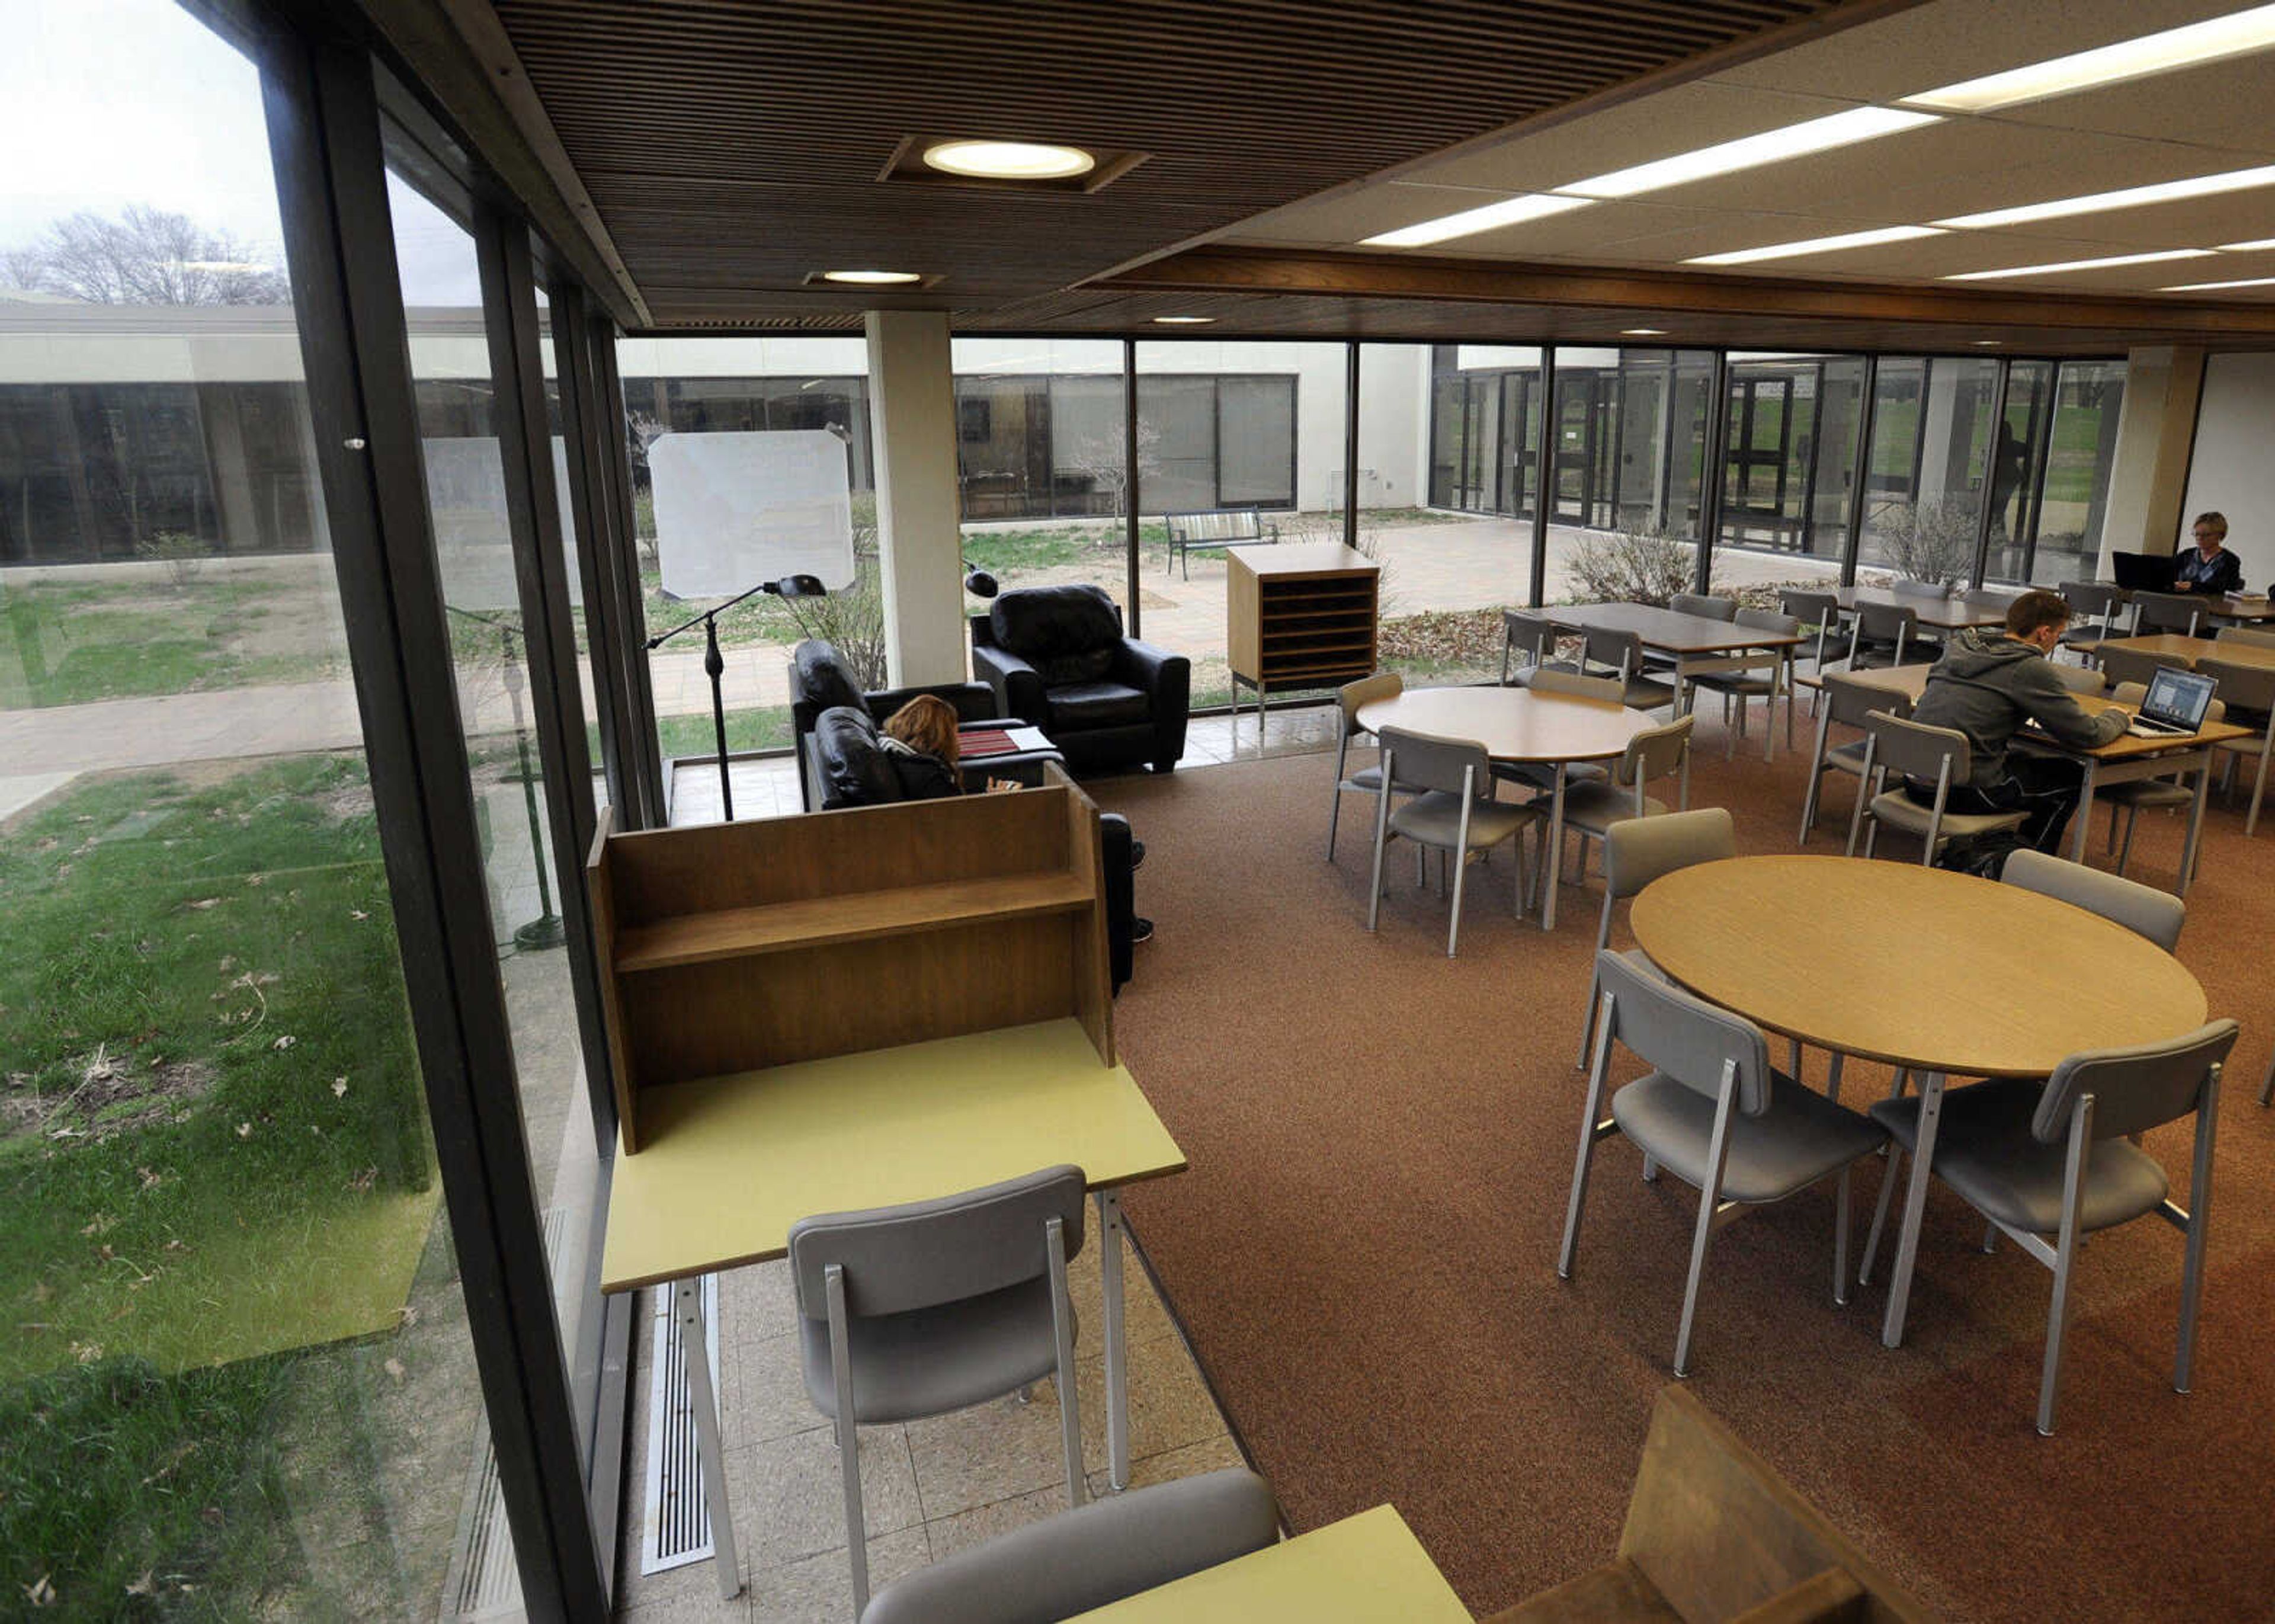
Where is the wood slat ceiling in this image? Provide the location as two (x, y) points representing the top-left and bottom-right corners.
(478, 0), (1872, 326)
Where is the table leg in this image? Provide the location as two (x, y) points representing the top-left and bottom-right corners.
(1880, 1071), (1946, 1350)
(1542, 765), (1568, 933)
(2068, 758), (2100, 864)
(1095, 1189), (1131, 1491)
(675, 1277), (742, 1599)
(2179, 749), (2212, 897)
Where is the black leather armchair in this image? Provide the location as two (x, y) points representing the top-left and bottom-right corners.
(789, 639), (1055, 810)
(969, 585), (1188, 776)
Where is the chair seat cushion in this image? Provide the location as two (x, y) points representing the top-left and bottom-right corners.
(1822, 739), (1869, 777)
(800, 1276), (1068, 1424)
(1494, 759), (1608, 792)
(1341, 764), (1428, 795)
(1558, 782), (1670, 835)
(1508, 659), (1582, 688)
(1622, 677), (1678, 709)
(1389, 791), (1536, 848)
(2104, 777), (2194, 808)
(1047, 681), (1151, 729)
(1869, 791), (2027, 838)
(1871, 1079), (2170, 1234)
(1611, 1071), (1885, 1204)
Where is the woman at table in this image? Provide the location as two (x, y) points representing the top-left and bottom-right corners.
(2172, 511), (2244, 595)
(1907, 589), (2126, 858)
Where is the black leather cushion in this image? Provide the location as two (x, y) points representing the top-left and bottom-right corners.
(813, 706), (901, 806)
(880, 740), (959, 801)
(989, 585), (1123, 676)
(1047, 681), (1150, 729)
(792, 640), (865, 715)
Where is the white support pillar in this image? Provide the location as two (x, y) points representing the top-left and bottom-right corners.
(864, 310), (967, 686)
(2100, 344), (2206, 573)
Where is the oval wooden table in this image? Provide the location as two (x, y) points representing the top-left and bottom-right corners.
(1629, 854), (2207, 1347)
(1356, 686), (1656, 931)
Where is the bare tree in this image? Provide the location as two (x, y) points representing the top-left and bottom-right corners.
(3, 206), (289, 305)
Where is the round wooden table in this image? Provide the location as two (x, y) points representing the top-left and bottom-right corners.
(1356, 686), (1656, 931)
(1629, 854), (2207, 1346)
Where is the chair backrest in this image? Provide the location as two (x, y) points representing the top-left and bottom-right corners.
(1616, 713), (1694, 790)
(1855, 601), (1919, 640)
(1863, 709), (1970, 786)
(1779, 589), (1839, 629)
(2049, 662), (2106, 695)
(1583, 625), (1645, 679)
(1820, 672), (1911, 728)
(1338, 671), (1402, 738)
(859, 1469), (1281, 1624)
(1605, 807), (1735, 901)
(789, 1165), (1085, 1319)
(1671, 593), (1736, 622)
(2199, 656), (2275, 716)
(2000, 848), (2186, 952)
(1892, 578), (1954, 600)
(1594, 949), (1772, 1116)
(2217, 624), (2275, 649)
(2133, 590), (2200, 634)
(2111, 681), (2225, 725)
(1377, 726), (1490, 798)
(2035, 1020), (2238, 1145)
(1504, 610), (1559, 670)
(2094, 646), (2174, 691)
(2058, 580), (2119, 617)
(1530, 667), (1626, 704)
(1734, 607), (1801, 637)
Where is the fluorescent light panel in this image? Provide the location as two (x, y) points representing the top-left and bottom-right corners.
(2164, 274), (2275, 291)
(1360, 193), (1590, 248)
(1686, 224), (1946, 267)
(1944, 249), (2215, 281)
(1936, 164), (2275, 229)
(2216, 236), (2275, 251)
(1904, 5), (2275, 113)
(1553, 107), (1939, 200)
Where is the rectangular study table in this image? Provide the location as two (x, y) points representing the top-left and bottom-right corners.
(1832, 584), (2017, 632)
(2098, 586), (2275, 628)
(1068, 1505), (1470, 1622)
(1549, 600), (1806, 658)
(603, 1018), (1187, 1598)
(2081, 632), (2275, 673)
(1798, 663), (2247, 891)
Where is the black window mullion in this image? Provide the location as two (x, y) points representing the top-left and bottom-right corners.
(592, 327), (667, 825)
(548, 281), (636, 821)
(1972, 358), (2011, 588)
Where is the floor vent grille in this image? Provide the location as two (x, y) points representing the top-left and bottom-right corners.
(639, 1273), (720, 1574)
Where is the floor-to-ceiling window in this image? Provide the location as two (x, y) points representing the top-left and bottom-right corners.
(2028, 360), (2126, 585)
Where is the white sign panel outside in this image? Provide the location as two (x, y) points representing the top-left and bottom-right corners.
(421, 435), (583, 612)
(650, 430), (855, 599)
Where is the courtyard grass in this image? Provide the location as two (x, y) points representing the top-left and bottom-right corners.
(0, 575), (342, 708)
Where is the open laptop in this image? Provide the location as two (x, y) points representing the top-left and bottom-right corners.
(2128, 667), (2218, 738)
(2110, 550), (2177, 592)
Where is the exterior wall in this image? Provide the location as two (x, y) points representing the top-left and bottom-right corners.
(2178, 350), (2275, 592)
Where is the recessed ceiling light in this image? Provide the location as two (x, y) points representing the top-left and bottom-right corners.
(1621, 328), (1668, 335)
(2216, 236), (2275, 252)
(1553, 107), (1940, 200)
(922, 139), (1095, 180)
(2163, 274), (2275, 292)
(1972, 339), (2001, 347)
(821, 269), (924, 284)
(1686, 225), (1946, 267)
(1903, 5), (2275, 113)
(1151, 315), (1216, 324)
(1943, 249), (2216, 281)
(1360, 193), (1591, 248)
(1935, 164), (2275, 229)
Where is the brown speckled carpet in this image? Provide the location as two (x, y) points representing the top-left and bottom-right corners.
(1098, 731), (2275, 1622)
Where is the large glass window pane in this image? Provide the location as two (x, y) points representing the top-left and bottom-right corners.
(1714, 354), (1855, 582)
(0, 5), (506, 1613)
(1861, 357), (1997, 581)
(386, 139), (603, 1585)
(1982, 360), (2056, 584)
(2032, 360), (2126, 586)
(1856, 358), (1928, 576)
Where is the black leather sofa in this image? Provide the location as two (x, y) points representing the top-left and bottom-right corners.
(787, 639), (1058, 810)
(805, 704), (1138, 991)
(969, 585), (1188, 777)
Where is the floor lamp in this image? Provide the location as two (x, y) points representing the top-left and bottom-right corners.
(645, 574), (827, 822)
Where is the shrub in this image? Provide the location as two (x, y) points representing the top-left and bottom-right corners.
(135, 530), (205, 591)
(1566, 523), (1693, 606)
(1872, 498), (1977, 584)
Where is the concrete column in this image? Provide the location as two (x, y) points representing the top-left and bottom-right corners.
(2099, 345), (2205, 570)
(864, 310), (966, 686)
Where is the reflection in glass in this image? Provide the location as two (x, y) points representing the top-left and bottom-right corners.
(2031, 361), (2126, 586)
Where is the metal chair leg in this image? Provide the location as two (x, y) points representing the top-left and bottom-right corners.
(1860, 1148), (1901, 1286)
(1834, 1165), (1853, 1307)
(1673, 1071), (1740, 1378)
(2037, 1102), (2093, 1436)
(825, 1266), (870, 1616)
(1559, 997), (1617, 1280)
(1044, 1218), (1086, 1508)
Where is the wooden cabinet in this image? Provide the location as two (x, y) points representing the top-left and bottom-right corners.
(1226, 543), (1380, 715)
(588, 769), (1114, 1151)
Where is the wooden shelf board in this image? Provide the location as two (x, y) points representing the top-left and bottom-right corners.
(616, 870), (1093, 971)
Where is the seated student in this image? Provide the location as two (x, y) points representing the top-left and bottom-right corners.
(2172, 510), (2245, 595)
(881, 696), (1153, 942)
(1906, 588), (2126, 856)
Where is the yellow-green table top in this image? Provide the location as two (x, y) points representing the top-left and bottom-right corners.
(1068, 1505), (1469, 1622)
(601, 1018), (1185, 1292)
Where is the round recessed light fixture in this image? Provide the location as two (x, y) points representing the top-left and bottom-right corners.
(1972, 338), (2002, 346)
(1621, 328), (1668, 336)
(822, 269), (924, 285)
(922, 139), (1095, 180)
(1152, 315), (1216, 325)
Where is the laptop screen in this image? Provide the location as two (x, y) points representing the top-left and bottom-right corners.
(2142, 667), (2217, 729)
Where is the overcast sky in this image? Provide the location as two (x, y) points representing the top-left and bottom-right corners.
(2, 0), (483, 306)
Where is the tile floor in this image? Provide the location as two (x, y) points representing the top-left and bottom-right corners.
(614, 710), (1335, 1622)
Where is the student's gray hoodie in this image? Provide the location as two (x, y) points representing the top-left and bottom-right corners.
(1908, 627), (2126, 790)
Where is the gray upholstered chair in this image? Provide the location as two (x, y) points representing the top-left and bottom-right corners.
(790, 1166), (1094, 1616)
(1327, 672), (1404, 863)
(1579, 626), (1677, 712)
(1778, 588), (1849, 697)
(1863, 1021), (2237, 1434)
(1843, 601), (1924, 671)
(1683, 608), (1802, 761)
(2048, 661), (2106, 695)
(1502, 610), (1579, 687)
(858, 1469), (1280, 1624)
(1553, 715), (1696, 889)
(1367, 728), (1541, 957)
(2202, 656), (2275, 836)
(1670, 592), (1737, 622)
(1575, 808), (1735, 1068)
(1797, 672), (1909, 845)
(2093, 645), (2170, 691)
(2056, 580), (2120, 661)
(2000, 848), (2185, 952)
(1847, 710), (2027, 865)
(2130, 589), (2203, 637)
(2098, 680), (2226, 878)
(1558, 950), (1886, 1376)
(1495, 666), (1617, 795)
